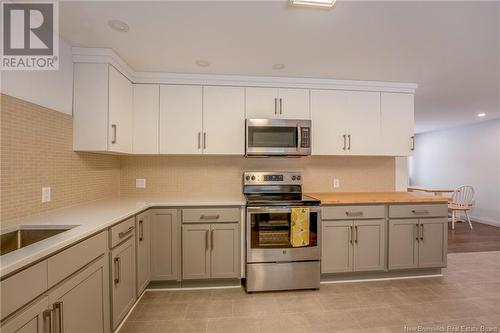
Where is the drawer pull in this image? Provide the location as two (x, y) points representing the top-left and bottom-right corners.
(200, 214), (220, 220)
(118, 226), (134, 239)
(345, 211), (363, 217)
(114, 257), (120, 284)
(139, 220), (144, 242)
(415, 224), (420, 242)
(349, 226), (353, 244)
(411, 210), (429, 215)
(354, 225), (358, 243)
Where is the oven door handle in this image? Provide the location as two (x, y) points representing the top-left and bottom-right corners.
(247, 206), (320, 214)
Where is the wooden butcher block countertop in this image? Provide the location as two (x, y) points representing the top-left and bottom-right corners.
(306, 192), (449, 205)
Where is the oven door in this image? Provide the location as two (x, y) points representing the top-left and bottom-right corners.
(245, 119), (311, 156)
(246, 206), (320, 263)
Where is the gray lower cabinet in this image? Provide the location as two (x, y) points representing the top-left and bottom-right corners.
(388, 217), (447, 270)
(322, 219), (385, 273)
(182, 223), (239, 280)
(0, 297), (49, 333)
(136, 211), (151, 296)
(48, 256), (110, 333)
(150, 209), (179, 281)
(110, 236), (136, 330)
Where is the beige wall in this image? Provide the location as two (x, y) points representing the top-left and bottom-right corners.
(120, 155), (395, 197)
(1, 94), (121, 226)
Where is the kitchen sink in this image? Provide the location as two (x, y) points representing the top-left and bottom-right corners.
(0, 226), (78, 256)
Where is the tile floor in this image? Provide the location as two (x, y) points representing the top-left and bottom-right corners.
(121, 251), (500, 333)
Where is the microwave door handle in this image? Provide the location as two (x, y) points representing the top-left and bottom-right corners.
(297, 126), (301, 151)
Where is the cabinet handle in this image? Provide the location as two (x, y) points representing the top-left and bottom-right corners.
(349, 226), (353, 244)
(54, 301), (64, 333)
(274, 98), (278, 115)
(415, 223), (420, 242)
(139, 220), (143, 242)
(118, 226), (134, 239)
(348, 134), (351, 150)
(198, 132), (201, 149)
(205, 230), (209, 251)
(114, 257), (120, 284)
(411, 136), (415, 151)
(355, 225), (358, 243)
(211, 229), (214, 250)
(411, 210), (429, 215)
(420, 223), (424, 241)
(200, 214), (220, 220)
(343, 135), (347, 150)
(111, 124), (117, 144)
(43, 308), (54, 333)
(279, 98), (283, 115)
(203, 132), (207, 149)
(346, 211), (363, 217)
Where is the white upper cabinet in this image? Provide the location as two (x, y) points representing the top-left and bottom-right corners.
(203, 86), (245, 155)
(159, 85), (203, 154)
(246, 87), (310, 119)
(380, 92), (415, 156)
(133, 84), (159, 154)
(73, 63), (133, 153)
(311, 90), (380, 155)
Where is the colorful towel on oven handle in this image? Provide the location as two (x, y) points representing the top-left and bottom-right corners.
(291, 207), (310, 247)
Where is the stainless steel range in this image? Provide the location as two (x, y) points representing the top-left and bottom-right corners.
(244, 171), (321, 292)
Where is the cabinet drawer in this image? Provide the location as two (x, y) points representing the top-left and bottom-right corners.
(110, 217), (135, 248)
(322, 205), (385, 220)
(47, 231), (107, 288)
(389, 204), (448, 218)
(1, 261), (48, 320)
(182, 208), (240, 223)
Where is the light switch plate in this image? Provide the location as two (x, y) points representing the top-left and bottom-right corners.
(333, 178), (340, 189)
(136, 179), (146, 188)
(42, 187), (51, 203)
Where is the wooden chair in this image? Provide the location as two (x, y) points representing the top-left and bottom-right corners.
(449, 185), (474, 230)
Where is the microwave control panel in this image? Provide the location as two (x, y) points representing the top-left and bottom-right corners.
(300, 128), (310, 148)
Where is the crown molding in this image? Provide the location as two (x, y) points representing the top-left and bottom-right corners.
(72, 47), (418, 93)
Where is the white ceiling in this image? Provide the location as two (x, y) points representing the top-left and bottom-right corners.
(59, 1), (500, 133)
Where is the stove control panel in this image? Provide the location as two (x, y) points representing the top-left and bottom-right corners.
(243, 172), (302, 186)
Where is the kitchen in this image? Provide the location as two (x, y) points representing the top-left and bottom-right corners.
(1, 1), (499, 333)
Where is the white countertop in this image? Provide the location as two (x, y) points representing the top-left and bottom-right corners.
(0, 195), (246, 278)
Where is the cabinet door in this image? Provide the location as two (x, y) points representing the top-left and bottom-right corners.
(49, 256), (110, 333)
(418, 218), (447, 268)
(182, 224), (211, 280)
(133, 84), (159, 154)
(203, 86), (245, 155)
(111, 237), (136, 330)
(108, 66), (133, 153)
(150, 209), (179, 281)
(321, 221), (353, 273)
(388, 219), (419, 270)
(245, 87), (279, 119)
(210, 223), (239, 279)
(159, 85), (202, 154)
(380, 92), (414, 156)
(0, 297), (49, 333)
(310, 90), (349, 155)
(353, 219), (385, 272)
(136, 211), (151, 296)
(345, 91), (381, 155)
(277, 88), (310, 119)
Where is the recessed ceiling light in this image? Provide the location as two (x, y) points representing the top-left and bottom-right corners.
(290, 0), (336, 8)
(196, 60), (210, 67)
(477, 112), (486, 118)
(108, 20), (129, 32)
(272, 64), (285, 70)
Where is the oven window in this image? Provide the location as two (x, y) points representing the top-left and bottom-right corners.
(249, 212), (318, 248)
(248, 127), (297, 148)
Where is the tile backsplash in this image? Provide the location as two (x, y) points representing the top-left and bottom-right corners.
(1, 94), (121, 226)
(120, 155), (395, 197)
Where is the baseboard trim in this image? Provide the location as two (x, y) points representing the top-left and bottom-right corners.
(469, 215), (500, 227)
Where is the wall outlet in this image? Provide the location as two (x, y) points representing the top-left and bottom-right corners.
(333, 178), (340, 189)
(42, 187), (51, 203)
(136, 179), (146, 188)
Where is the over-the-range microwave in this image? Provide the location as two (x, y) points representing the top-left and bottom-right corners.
(245, 119), (311, 157)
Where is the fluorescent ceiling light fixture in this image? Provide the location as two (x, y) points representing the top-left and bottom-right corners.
(477, 112), (486, 118)
(290, 0), (336, 8)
